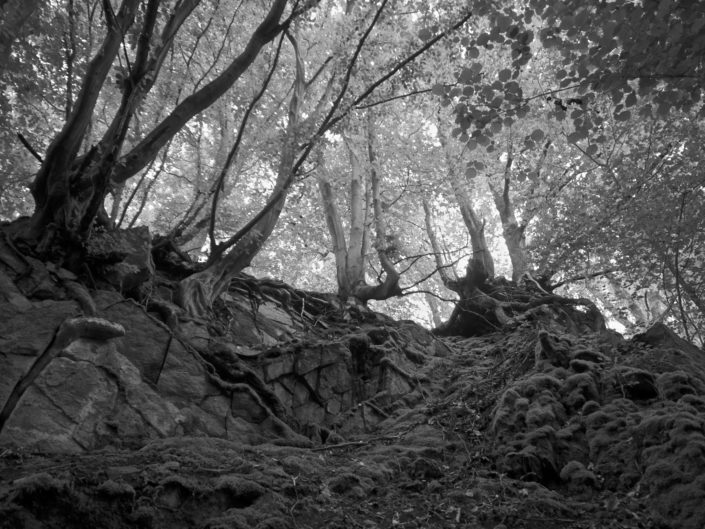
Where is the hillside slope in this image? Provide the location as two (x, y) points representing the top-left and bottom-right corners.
(1, 245), (705, 529)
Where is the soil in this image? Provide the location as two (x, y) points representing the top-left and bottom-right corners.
(1, 240), (705, 529)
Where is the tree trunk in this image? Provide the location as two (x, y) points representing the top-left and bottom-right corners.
(317, 163), (357, 299)
(25, 0), (141, 249)
(176, 27), (304, 316)
(317, 115), (400, 304)
(422, 198), (461, 293)
(488, 175), (528, 282)
(437, 123), (494, 288)
(352, 112), (401, 302)
(24, 0), (289, 254)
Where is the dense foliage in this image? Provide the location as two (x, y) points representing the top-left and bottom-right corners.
(0, 0), (703, 342)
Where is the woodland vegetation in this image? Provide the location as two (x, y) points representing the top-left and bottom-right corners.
(0, 0), (704, 343)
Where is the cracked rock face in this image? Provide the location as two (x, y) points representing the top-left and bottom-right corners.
(0, 272), (439, 452)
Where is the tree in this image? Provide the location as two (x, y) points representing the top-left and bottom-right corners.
(317, 112), (402, 303)
(13, 0), (303, 254)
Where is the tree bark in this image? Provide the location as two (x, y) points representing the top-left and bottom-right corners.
(352, 112), (401, 302)
(422, 198), (461, 293)
(437, 123), (494, 287)
(25, 0), (289, 251)
(26, 0), (141, 246)
(487, 154), (527, 282)
(318, 165), (355, 299)
(487, 139), (550, 282)
(317, 115), (400, 304)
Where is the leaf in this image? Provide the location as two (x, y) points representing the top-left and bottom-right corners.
(530, 129), (545, 142)
(498, 68), (512, 82)
(468, 47), (480, 59)
(431, 84), (446, 96)
(459, 68), (474, 84)
(567, 131), (586, 143)
(418, 28), (432, 41)
(466, 167), (477, 179)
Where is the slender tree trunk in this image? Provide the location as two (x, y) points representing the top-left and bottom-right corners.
(437, 125), (494, 287)
(346, 138), (367, 292)
(317, 115), (400, 303)
(423, 198), (460, 293)
(317, 164), (356, 298)
(488, 175), (527, 282)
(352, 112), (400, 302)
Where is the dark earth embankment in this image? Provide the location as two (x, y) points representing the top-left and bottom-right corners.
(2, 233), (705, 529)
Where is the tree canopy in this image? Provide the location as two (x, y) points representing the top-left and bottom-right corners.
(1, 0), (703, 342)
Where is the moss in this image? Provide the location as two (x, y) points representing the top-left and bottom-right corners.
(570, 349), (607, 364)
(95, 479), (136, 497)
(515, 397), (530, 410)
(559, 460), (598, 492)
(328, 473), (361, 494)
(642, 460), (685, 493)
(526, 403), (558, 429)
(562, 373), (599, 411)
(679, 394), (705, 412)
(517, 374), (562, 397)
(658, 371), (700, 401)
(581, 400), (600, 415)
(584, 410), (611, 431)
(569, 358), (595, 373)
(214, 476), (265, 504)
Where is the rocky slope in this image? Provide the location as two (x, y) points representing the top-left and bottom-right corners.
(1, 239), (705, 529)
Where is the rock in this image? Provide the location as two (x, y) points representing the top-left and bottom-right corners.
(88, 227), (154, 293)
(559, 460), (599, 494)
(613, 367), (659, 401)
(633, 323), (703, 356)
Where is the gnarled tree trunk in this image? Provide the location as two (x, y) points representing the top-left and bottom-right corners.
(24, 0), (289, 256)
(176, 29), (305, 317)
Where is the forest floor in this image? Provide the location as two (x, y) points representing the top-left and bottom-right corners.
(1, 264), (705, 529)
